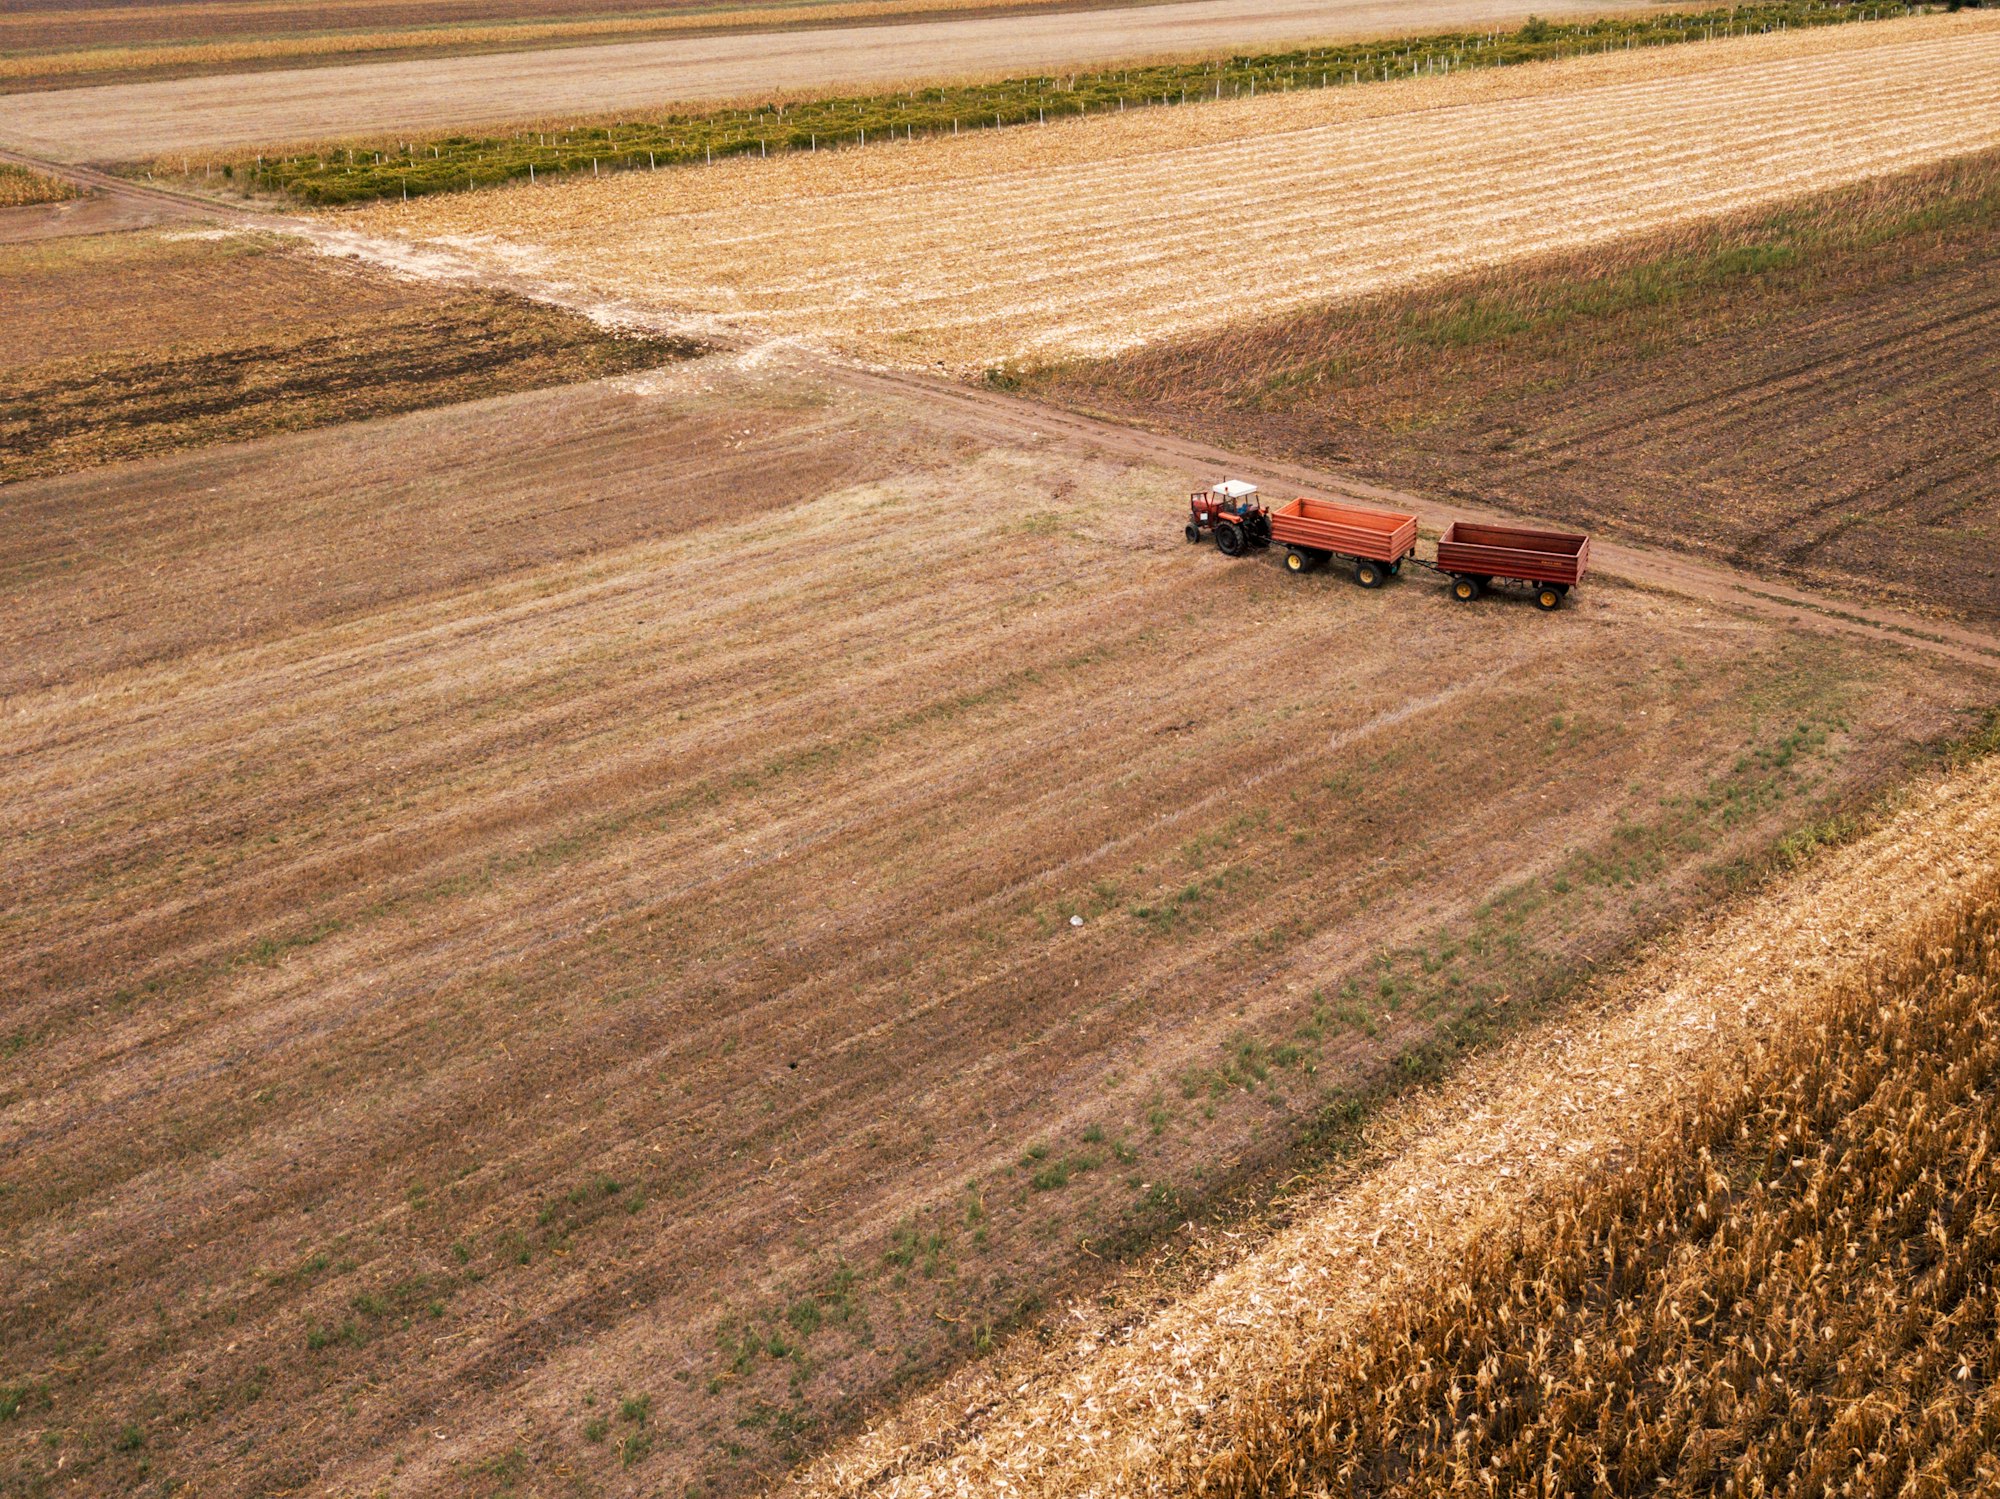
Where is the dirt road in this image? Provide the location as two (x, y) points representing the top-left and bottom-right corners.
(6, 122), (2000, 1495)
(0, 0), (1659, 160)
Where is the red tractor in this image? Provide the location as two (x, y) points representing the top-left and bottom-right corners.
(1186, 480), (1272, 557)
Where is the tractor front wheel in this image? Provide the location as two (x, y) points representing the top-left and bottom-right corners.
(1215, 522), (1246, 558)
(1185, 522), (1202, 544)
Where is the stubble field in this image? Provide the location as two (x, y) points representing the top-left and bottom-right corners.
(328, 14), (2000, 370)
(2, 350), (1979, 1494)
(5, 10), (2000, 1496)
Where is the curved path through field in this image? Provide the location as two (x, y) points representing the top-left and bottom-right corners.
(0, 0), (1657, 160)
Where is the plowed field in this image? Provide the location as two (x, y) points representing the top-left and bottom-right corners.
(333, 14), (2000, 369)
(794, 722), (2000, 1499)
(2, 351), (1979, 1495)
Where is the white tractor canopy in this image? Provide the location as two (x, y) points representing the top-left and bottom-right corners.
(1210, 479), (1259, 500)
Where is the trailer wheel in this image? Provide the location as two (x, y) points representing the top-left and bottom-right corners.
(1388, 558), (1403, 576)
(1451, 575), (1482, 602)
(1284, 548), (1310, 574)
(1215, 522), (1246, 558)
(1185, 522), (1202, 544)
(1534, 586), (1563, 611)
(1355, 561), (1383, 588)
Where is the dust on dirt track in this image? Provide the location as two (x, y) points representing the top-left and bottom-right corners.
(331, 15), (2000, 369)
(0, 0), (1660, 160)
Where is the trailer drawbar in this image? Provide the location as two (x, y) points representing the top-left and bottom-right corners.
(1186, 483), (1588, 611)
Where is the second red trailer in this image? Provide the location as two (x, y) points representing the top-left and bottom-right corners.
(1434, 521), (1589, 610)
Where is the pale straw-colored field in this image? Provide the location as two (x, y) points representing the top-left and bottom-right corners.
(337, 12), (2000, 371)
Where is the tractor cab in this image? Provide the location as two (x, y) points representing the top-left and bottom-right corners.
(1186, 479), (1272, 556)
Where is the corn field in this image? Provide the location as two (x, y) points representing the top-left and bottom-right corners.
(216, 1), (1915, 205)
(1187, 865), (2000, 1495)
(0, 162), (78, 208)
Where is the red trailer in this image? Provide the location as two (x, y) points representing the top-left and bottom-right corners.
(1434, 522), (1589, 611)
(1270, 497), (1419, 587)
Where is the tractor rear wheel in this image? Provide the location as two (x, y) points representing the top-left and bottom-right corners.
(1185, 522), (1202, 544)
(1452, 575), (1482, 602)
(1355, 561), (1383, 588)
(1534, 586), (1563, 611)
(1215, 522), (1246, 558)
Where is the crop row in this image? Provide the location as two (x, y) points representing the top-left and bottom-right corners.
(0, 161), (78, 208)
(186, 1), (1917, 206)
(1190, 867), (2000, 1495)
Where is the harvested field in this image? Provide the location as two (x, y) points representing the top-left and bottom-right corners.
(323, 14), (2000, 371)
(0, 354), (1978, 1494)
(0, 0), (1663, 157)
(0, 0), (1169, 92)
(1, 0), (1141, 61)
(0, 227), (695, 481)
(793, 720), (2000, 1499)
(1032, 150), (2000, 624)
(217, 3), (1893, 207)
